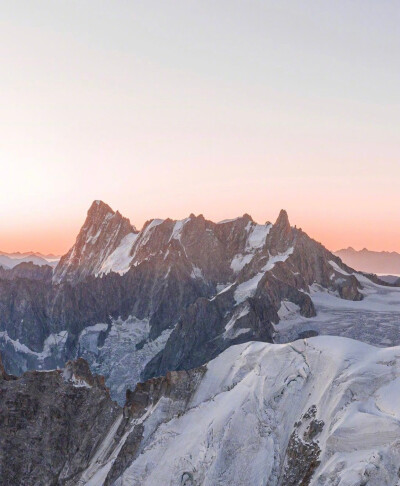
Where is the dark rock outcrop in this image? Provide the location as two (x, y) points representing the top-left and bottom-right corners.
(0, 354), (119, 486)
(0, 350), (207, 486)
(0, 353), (17, 381)
(281, 406), (324, 486)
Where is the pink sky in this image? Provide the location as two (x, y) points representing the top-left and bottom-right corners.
(0, 2), (399, 255)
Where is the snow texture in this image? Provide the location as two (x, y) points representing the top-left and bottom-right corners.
(78, 316), (174, 403)
(83, 336), (400, 486)
(276, 273), (400, 347)
(97, 233), (138, 276)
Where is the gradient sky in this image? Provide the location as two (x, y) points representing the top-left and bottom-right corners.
(0, 1), (399, 254)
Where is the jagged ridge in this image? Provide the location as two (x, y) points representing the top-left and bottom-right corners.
(0, 201), (379, 402)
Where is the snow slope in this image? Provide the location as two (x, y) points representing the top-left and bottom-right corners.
(97, 233), (138, 276)
(276, 272), (400, 347)
(81, 336), (400, 486)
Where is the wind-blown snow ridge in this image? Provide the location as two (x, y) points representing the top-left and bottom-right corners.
(82, 336), (400, 486)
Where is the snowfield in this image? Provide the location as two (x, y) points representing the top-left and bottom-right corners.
(276, 273), (400, 347)
(82, 336), (400, 486)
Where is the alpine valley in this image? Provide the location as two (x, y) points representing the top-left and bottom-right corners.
(1, 201), (400, 485)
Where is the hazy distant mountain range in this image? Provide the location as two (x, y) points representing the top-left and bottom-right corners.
(335, 247), (400, 280)
(0, 251), (60, 269)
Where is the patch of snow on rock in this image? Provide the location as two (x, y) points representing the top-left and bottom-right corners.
(97, 233), (138, 276)
(230, 253), (253, 273)
(262, 247), (294, 272)
(328, 260), (350, 276)
(234, 247), (294, 304)
(245, 223), (272, 251)
(169, 218), (191, 242)
(230, 223), (272, 274)
(223, 305), (250, 339)
(234, 272), (265, 304)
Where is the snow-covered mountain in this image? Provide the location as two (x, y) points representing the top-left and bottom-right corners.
(91, 336), (400, 486)
(1, 200), (399, 405)
(53, 200), (137, 283)
(1, 200), (371, 400)
(1, 200), (400, 486)
(335, 247), (400, 276)
(3, 336), (400, 485)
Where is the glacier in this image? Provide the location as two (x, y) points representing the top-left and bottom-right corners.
(79, 335), (400, 485)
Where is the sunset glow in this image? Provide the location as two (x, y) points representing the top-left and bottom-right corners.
(1, 1), (399, 254)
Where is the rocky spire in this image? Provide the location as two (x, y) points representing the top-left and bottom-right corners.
(86, 200), (114, 218)
(267, 209), (293, 254)
(53, 200), (136, 284)
(274, 209), (291, 232)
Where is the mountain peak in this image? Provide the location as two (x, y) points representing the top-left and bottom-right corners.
(53, 201), (135, 283)
(274, 209), (290, 230)
(87, 200), (114, 218)
(242, 213), (253, 222)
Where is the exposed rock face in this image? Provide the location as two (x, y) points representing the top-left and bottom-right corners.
(63, 357), (107, 388)
(103, 368), (206, 485)
(53, 200), (137, 283)
(280, 406), (324, 485)
(0, 353), (17, 381)
(0, 354), (119, 486)
(124, 367), (206, 419)
(0, 201), (370, 401)
(143, 211), (363, 378)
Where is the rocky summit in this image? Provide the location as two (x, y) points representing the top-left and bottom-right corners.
(0, 201), (370, 402)
(53, 200), (137, 284)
